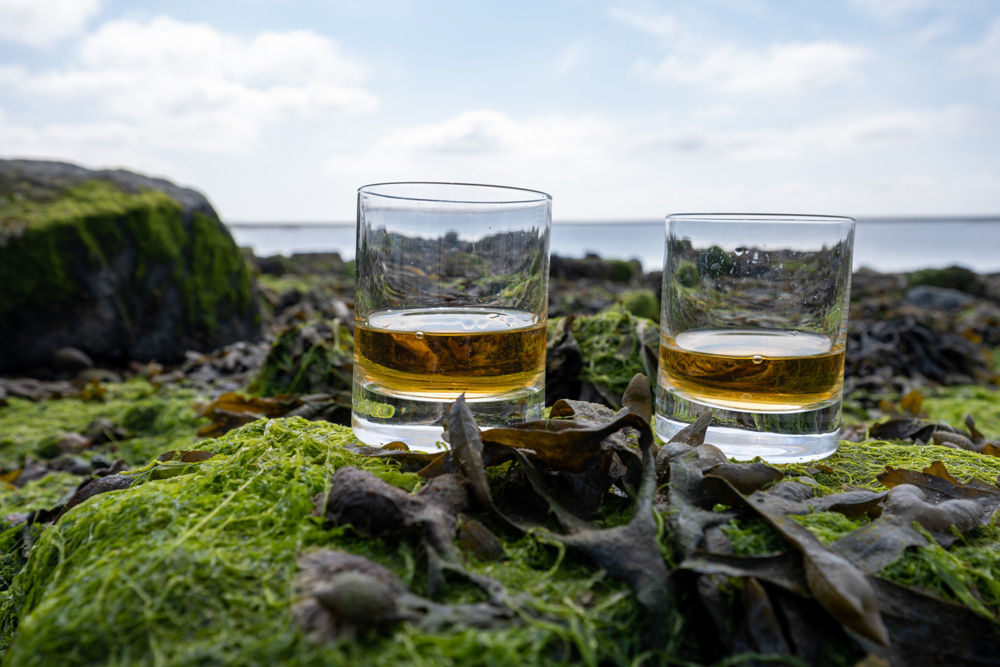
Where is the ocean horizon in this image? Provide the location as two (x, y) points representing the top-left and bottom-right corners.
(228, 216), (1000, 274)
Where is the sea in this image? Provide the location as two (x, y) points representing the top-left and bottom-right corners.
(228, 217), (1000, 275)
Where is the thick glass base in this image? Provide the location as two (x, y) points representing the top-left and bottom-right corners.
(351, 379), (544, 452)
(655, 389), (841, 463)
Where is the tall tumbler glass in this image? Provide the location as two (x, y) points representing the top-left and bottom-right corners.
(353, 182), (552, 451)
(655, 213), (855, 463)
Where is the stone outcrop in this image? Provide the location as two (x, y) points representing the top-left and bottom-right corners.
(0, 159), (261, 374)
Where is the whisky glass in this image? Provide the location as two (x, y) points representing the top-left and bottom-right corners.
(655, 213), (855, 463)
(352, 182), (551, 450)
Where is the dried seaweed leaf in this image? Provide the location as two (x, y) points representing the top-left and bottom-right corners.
(899, 389), (925, 416)
(869, 418), (960, 444)
(870, 576), (1000, 667)
(732, 577), (790, 656)
(877, 465), (1000, 521)
(703, 462), (783, 495)
(621, 372), (652, 423)
(680, 551), (810, 598)
(555, 408), (672, 650)
(446, 395), (523, 534)
(740, 490), (890, 646)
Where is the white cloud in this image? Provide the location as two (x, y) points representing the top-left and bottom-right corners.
(609, 7), (869, 94)
(364, 110), (614, 161)
(633, 106), (979, 160)
(325, 110), (619, 201)
(0, 0), (101, 46)
(636, 40), (870, 94)
(0, 16), (377, 152)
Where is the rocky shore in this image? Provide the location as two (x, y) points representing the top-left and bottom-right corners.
(2, 160), (999, 666)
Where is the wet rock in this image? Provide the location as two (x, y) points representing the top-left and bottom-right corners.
(905, 285), (976, 312)
(550, 254), (643, 283)
(14, 458), (51, 487)
(56, 433), (90, 455)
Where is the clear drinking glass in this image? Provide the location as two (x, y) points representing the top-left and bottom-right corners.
(654, 213), (855, 463)
(352, 182), (552, 450)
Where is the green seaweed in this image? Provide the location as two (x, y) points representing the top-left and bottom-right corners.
(572, 306), (658, 403)
(923, 385), (1000, 435)
(881, 522), (1000, 621)
(0, 379), (207, 471)
(620, 289), (660, 321)
(720, 517), (788, 555)
(791, 511), (865, 546)
(779, 440), (1000, 493)
(0, 418), (651, 666)
(0, 473), (80, 517)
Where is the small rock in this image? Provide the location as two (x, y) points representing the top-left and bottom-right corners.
(55, 455), (94, 476)
(90, 454), (113, 471)
(57, 433), (91, 454)
(15, 458), (50, 487)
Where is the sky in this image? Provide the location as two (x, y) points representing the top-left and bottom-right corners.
(0, 0), (998, 223)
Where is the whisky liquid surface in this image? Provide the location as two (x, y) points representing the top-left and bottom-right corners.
(355, 308), (546, 400)
(658, 329), (845, 412)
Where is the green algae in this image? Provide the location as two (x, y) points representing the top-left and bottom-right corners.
(0, 473), (80, 517)
(720, 512), (864, 556)
(923, 385), (1000, 435)
(248, 318), (353, 398)
(881, 521), (1000, 621)
(572, 306), (658, 404)
(720, 517), (788, 555)
(0, 379), (207, 471)
(1, 378), (998, 664)
(780, 440), (1000, 493)
(792, 511), (865, 546)
(0, 418), (654, 666)
(620, 289), (660, 321)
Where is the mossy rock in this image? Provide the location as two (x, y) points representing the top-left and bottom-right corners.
(908, 265), (984, 296)
(0, 160), (261, 372)
(619, 288), (659, 321)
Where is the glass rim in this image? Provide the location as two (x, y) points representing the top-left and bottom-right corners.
(666, 212), (855, 224)
(359, 181), (552, 205)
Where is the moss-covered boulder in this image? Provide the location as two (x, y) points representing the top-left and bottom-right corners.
(0, 159), (261, 373)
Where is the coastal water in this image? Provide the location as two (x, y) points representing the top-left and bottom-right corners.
(229, 217), (1000, 274)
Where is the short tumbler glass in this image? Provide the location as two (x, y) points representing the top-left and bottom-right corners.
(654, 213), (855, 463)
(352, 182), (552, 450)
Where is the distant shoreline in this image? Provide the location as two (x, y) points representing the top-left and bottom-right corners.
(228, 218), (1000, 274)
(227, 215), (1000, 228)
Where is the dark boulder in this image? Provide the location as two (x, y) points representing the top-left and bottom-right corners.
(0, 159), (262, 374)
(905, 285), (976, 312)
